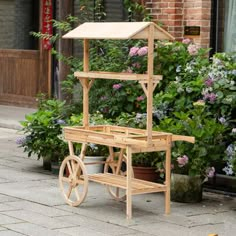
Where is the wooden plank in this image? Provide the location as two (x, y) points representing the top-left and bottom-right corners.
(63, 22), (151, 39)
(146, 24), (154, 144)
(83, 39), (89, 127)
(63, 22), (174, 40)
(74, 71), (162, 81)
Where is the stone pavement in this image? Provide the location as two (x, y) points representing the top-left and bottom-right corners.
(0, 105), (236, 236)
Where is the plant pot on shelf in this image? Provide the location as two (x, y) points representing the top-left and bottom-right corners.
(171, 173), (203, 203)
(133, 166), (160, 182)
(84, 156), (105, 174)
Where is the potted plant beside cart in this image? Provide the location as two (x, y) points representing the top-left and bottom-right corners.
(156, 101), (227, 202)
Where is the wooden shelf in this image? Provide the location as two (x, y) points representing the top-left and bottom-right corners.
(74, 71), (163, 82)
(88, 173), (166, 195)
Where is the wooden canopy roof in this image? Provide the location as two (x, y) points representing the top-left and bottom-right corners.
(63, 22), (174, 40)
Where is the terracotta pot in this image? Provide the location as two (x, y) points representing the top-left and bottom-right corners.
(133, 166), (159, 182)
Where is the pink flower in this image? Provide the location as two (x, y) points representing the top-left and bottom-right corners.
(204, 93), (217, 103)
(136, 95), (145, 101)
(182, 38), (191, 44)
(132, 63), (141, 69)
(177, 155), (189, 167)
(205, 77), (214, 87)
(112, 83), (122, 90)
(137, 46), (148, 56)
(206, 167), (215, 178)
(187, 44), (199, 55)
(129, 47), (139, 57)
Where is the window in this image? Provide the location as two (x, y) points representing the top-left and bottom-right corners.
(211, 0), (236, 53)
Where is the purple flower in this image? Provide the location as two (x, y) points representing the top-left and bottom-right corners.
(137, 46), (148, 56)
(204, 77), (214, 87)
(218, 117), (226, 124)
(182, 38), (191, 44)
(136, 95), (145, 101)
(56, 119), (66, 125)
(206, 167), (215, 178)
(112, 83), (122, 90)
(129, 47), (139, 57)
(16, 136), (27, 145)
(187, 44), (199, 55)
(177, 155), (188, 167)
(203, 93), (217, 103)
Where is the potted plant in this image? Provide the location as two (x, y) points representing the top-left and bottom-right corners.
(78, 143), (108, 174)
(156, 101), (227, 202)
(17, 96), (69, 173)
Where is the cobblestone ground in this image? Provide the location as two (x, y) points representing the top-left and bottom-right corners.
(0, 127), (235, 236)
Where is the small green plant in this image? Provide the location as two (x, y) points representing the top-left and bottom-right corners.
(17, 96), (69, 163)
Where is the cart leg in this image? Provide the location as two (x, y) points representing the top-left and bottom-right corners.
(165, 137), (171, 215)
(126, 146), (132, 219)
(68, 141), (74, 155)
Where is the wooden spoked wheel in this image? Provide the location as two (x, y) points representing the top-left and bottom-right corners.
(104, 150), (133, 201)
(59, 155), (88, 206)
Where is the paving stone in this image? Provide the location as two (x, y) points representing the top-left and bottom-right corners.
(0, 230), (25, 236)
(5, 200), (74, 217)
(5, 222), (70, 236)
(55, 214), (139, 235)
(57, 226), (110, 236)
(0, 194), (20, 203)
(0, 226), (7, 231)
(3, 210), (76, 230)
(0, 202), (19, 212)
(0, 213), (24, 225)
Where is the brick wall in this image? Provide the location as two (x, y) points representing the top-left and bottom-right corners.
(0, 0), (33, 49)
(145, 0), (212, 48)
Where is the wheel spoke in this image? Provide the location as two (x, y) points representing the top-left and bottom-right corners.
(67, 185), (73, 198)
(66, 162), (73, 175)
(74, 188), (81, 201)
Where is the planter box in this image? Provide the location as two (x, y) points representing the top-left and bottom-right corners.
(205, 174), (236, 193)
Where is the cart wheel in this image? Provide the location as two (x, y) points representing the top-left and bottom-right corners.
(59, 155), (88, 206)
(104, 153), (133, 201)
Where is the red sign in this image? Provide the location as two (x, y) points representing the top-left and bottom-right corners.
(42, 0), (53, 50)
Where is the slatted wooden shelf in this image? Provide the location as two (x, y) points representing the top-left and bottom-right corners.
(74, 71), (163, 82)
(88, 173), (166, 195)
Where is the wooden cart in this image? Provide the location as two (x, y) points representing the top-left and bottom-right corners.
(59, 22), (195, 219)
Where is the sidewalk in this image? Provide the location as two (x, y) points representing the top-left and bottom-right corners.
(0, 105), (35, 130)
(0, 105), (236, 236)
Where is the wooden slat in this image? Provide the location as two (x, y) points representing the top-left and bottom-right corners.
(88, 173), (166, 195)
(74, 71), (162, 81)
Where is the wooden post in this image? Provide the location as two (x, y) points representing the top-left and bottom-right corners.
(146, 23), (154, 144)
(126, 146), (132, 219)
(164, 135), (171, 214)
(83, 39), (89, 127)
(58, 0), (73, 100)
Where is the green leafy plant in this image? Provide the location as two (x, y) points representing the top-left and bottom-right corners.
(17, 96), (69, 163)
(156, 101), (226, 177)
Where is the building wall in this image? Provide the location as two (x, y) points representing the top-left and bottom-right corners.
(0, 0), (33, 49)
(145, 0), (212, 48)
